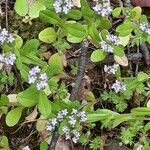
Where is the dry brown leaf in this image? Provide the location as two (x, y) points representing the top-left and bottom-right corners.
(41, 51), (52, 60)
(55, 136), (70, 150)
(114, 55), (128, 66)
(7, 94), (18, 104)
(25, 107), (38, 121)
(147, 100), (150, 107)
(72, 0), (81, 7)
(36, 116), (47, 131)
(61, 54), (67, 67)
(0, 63), (3, 70)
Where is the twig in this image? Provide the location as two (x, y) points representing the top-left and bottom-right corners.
(140, 43), (150, 65)
(5, 0), (8, 30)
(48, 130), (59, 150)
(70, 41), (88, 100)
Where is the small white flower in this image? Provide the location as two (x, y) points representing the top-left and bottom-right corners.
(72, 130), (80, 143)
(46, 118), (57, 131)
(22, 146), (30, 150)
(51, 118), (57, 126)
(78, 111), (87, 122)
(136, 144), (144, 150)
(62, 109), (68, 116)
(93, 3), (112, 17)
(112, 80), (126, 93)
(140, 22), (150, 35)
(104, 64), (119, 74)
(106, 34), (120, 45)
(100, 41), (113, 53)
(29, 66), (41, 76)
(28, 66), (48, 90)
(36, 80), (48, 90)
(69, 115), (76, 127)
(0, 54), (5, 62)
(28, 75), (37, 84)
(53, 0), (73, 14)
(71, 108), (78, 114)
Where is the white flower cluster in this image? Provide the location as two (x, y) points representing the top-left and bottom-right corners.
(93, 3), (112, 17)
(104, 64), (119, 74)
(46, 108), (87, 143)
(0, 28), (14, 45)
(53, 0), (73, 14)
(22, 146), (30, 150)
(62, 127), (80, 143)
(100, 41), (113, 53)
(28, 66), (48, 90)
(140, 22), (150, 35)
(106, 34), (120, 45)
(0, 53), (16, 66)
(136, 144), (144, 150)
(111, 80), (126, 93)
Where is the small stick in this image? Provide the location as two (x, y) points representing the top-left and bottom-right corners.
(70, 41), (88, 101)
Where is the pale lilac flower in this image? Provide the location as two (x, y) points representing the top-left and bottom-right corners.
(78, 111), (87, 122)
(53, 0), (73, 14)
(112, 80), (126, 93)
(71, 109), (78, 114)
(93, 3), (112, 17)
(0, 28), (14, 44)
(57, 109), (68, 121)
(28, 66), (48, 90)
(0, 53), (16, 66)
(22, 146), (30, 150)
(136, 144), (144, 150)
(46, 118), (58, 131)
(72, 130), (80, 143)
(62, 126), (71, 140)
(69, 115), (76, 127)
(104, 64), (119, 74)
(100, 41), (113, 53)
(106, 34), (120, 45)
(140, 22), (150, 35)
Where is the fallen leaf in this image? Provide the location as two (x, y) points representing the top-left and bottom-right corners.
(114, 55), (128, 66)
(36, 115), (47, 131)
(72, 0), (81, 7)
(147, 100), (150, 107)
(25, 107), (38, 121)
(7, 94), (18, 104)
(55, 136), (70, 150)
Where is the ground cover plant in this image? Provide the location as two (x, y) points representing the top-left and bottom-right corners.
(0, 0), (150, 149)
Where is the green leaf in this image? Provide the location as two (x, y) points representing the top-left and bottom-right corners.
(14, 0), (28, 16)
(112, 7), (122, 18)
(144, 122), (150, 132)
(14, 35), (23, 50)
(19, 39), (39, 56)
(0, 95), (9, 107)
(46, 53), (63, 78)
(39, 9), (63, 26)
(137, 72), (150, 82)
(131, 7), (142, 20)
(38, 91), (51, 117)
(67, 9), (82, 20)
(40, 141), (48, 150)
(29, 0), (46, 18)
(116, 20), (133, 36)
(97, 17), (111, 30)
(113, 45), (125, 57)
(39, 27), (56, 43)
(90, 49), (107, 62)
(67, 33), (83, 43)
(6, 106), (24, 127)
(0, 136), (9, 150)
(17, 86), (39, 107)
(64, 22), (87, 38)
(131, 107), (150, 115)
(119, 35), (130, 47)
(88, 24), (101, 45)
(81, 0), (94, 22)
